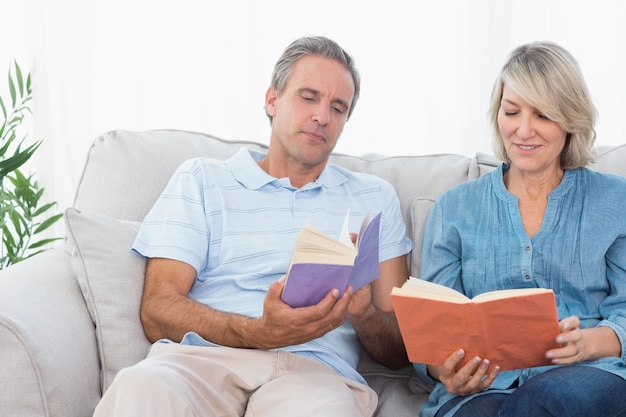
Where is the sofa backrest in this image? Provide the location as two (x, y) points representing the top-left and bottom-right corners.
(73, 129), (476, 275)
(74, 129), (268, 220)
(589, 144), (626, 175)
(73, 129), (626, 276)
(472, 144), (626, 177)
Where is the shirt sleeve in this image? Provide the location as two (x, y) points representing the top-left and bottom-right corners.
(378, 181), (413, 262)
(132, 158), (211, 274)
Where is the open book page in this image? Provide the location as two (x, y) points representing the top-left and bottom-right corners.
(396, 277), (553, 304)
(337, 208), (353, 247)
(288, 225), (356, 266)
(395, 277), (471, 303)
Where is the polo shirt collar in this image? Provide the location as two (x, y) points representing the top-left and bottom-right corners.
(226, 147), (348, 190)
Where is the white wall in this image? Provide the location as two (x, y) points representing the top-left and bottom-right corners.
(1, 0), (625, 223)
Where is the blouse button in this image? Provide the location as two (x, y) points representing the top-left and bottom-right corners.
(524, 274), (531, 281)
(525, 245), (531, 252)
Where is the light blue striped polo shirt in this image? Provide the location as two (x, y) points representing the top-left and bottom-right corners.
(132, 147), (412, 383)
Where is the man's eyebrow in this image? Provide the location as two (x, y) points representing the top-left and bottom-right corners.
(299, 87), (318, 94)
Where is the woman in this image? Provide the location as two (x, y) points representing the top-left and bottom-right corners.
(414, 41), (626, 417)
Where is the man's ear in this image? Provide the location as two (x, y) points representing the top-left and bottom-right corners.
(265, 86), (278, 118)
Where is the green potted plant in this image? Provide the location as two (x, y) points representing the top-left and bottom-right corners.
(0, 60), (62, 269)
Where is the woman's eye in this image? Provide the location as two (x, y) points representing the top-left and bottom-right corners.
(332, 106), (346, 114)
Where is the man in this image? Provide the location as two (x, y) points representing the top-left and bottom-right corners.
(94, 35), (411, 417)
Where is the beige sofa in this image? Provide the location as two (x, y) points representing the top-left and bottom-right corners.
(1, 129), (625, 417)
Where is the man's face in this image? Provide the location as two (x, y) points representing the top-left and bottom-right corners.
(265, 55), (355, 168)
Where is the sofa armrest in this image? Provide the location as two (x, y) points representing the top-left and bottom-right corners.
(0, 245), (101, 417)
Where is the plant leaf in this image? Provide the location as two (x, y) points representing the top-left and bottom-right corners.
(28, 237), (63, 250)
(0, 141), (40, 178)
(0, 95), (6, 121)
(33, 201), (58, 216)
(8, 67), (16, 108)
(1, 60), (62, 269)
(14, 60), (24, 98)
(33, 213), (63, 234)
(2, 225), (17, 249)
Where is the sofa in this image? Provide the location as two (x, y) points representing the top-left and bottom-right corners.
(1, 129), (625, 417)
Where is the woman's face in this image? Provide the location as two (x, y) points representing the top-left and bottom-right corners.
(498, 85), (568, 175)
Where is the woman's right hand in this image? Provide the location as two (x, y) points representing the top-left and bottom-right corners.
(427, 349), (500, 396)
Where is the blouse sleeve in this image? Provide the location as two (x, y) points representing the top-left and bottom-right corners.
(599, 233), (626, 361)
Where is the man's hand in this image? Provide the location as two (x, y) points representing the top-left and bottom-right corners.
(253, 277), (352, 349)
(346, 284), (375, 320)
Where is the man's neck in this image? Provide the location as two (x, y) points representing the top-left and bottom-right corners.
(257, 154), (326, 189)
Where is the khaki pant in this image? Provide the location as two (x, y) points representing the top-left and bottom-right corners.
(93, 343), (377, 417)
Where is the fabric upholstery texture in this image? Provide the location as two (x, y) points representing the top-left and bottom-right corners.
(64, 208), (150, 392)
(0, 247), (100, 417)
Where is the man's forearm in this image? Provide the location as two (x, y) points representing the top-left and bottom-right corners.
(350, 306), (409, 369)
(141, 291), (270, 348)
(141, 278), (349, 350)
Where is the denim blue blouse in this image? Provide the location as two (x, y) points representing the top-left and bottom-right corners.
(414, 164), (626, 417)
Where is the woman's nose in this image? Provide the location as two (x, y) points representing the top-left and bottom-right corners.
(516, 114), (535, 139)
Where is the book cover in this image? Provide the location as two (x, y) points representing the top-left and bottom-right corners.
(280, 211), (381, 308)
(391, 277), (561, 371)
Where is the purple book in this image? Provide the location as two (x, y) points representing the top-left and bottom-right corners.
(281, 212), (381, 308)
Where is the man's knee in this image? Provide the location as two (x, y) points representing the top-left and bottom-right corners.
(107, 359), (174, 395)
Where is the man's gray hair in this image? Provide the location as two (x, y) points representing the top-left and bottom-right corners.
(267, 36), (360, 123)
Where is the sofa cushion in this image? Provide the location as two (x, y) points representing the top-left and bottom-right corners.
(409, 198), (437, 276)
(64, 208), (150, 393)
(73, 129), (268, 222)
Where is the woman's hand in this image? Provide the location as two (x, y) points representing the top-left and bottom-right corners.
(427, 349), (500, 396)
(546, 316), (585, 364)
(546, 316), (621, 364)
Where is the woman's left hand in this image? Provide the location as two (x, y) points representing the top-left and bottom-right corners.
(547, 315), (622, 364)
(546, 316), (586, 364)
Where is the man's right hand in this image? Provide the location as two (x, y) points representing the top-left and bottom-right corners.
(253, 277), (352, 349)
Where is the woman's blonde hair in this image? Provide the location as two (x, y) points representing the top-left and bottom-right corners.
(487, 41), (597, 168)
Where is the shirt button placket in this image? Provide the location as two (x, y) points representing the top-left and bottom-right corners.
(521, 243), (533, 283)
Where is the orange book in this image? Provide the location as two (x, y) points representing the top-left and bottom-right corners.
(391, 277), (561, 371)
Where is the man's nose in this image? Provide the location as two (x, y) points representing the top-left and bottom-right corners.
(312, 105), (330, 125)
